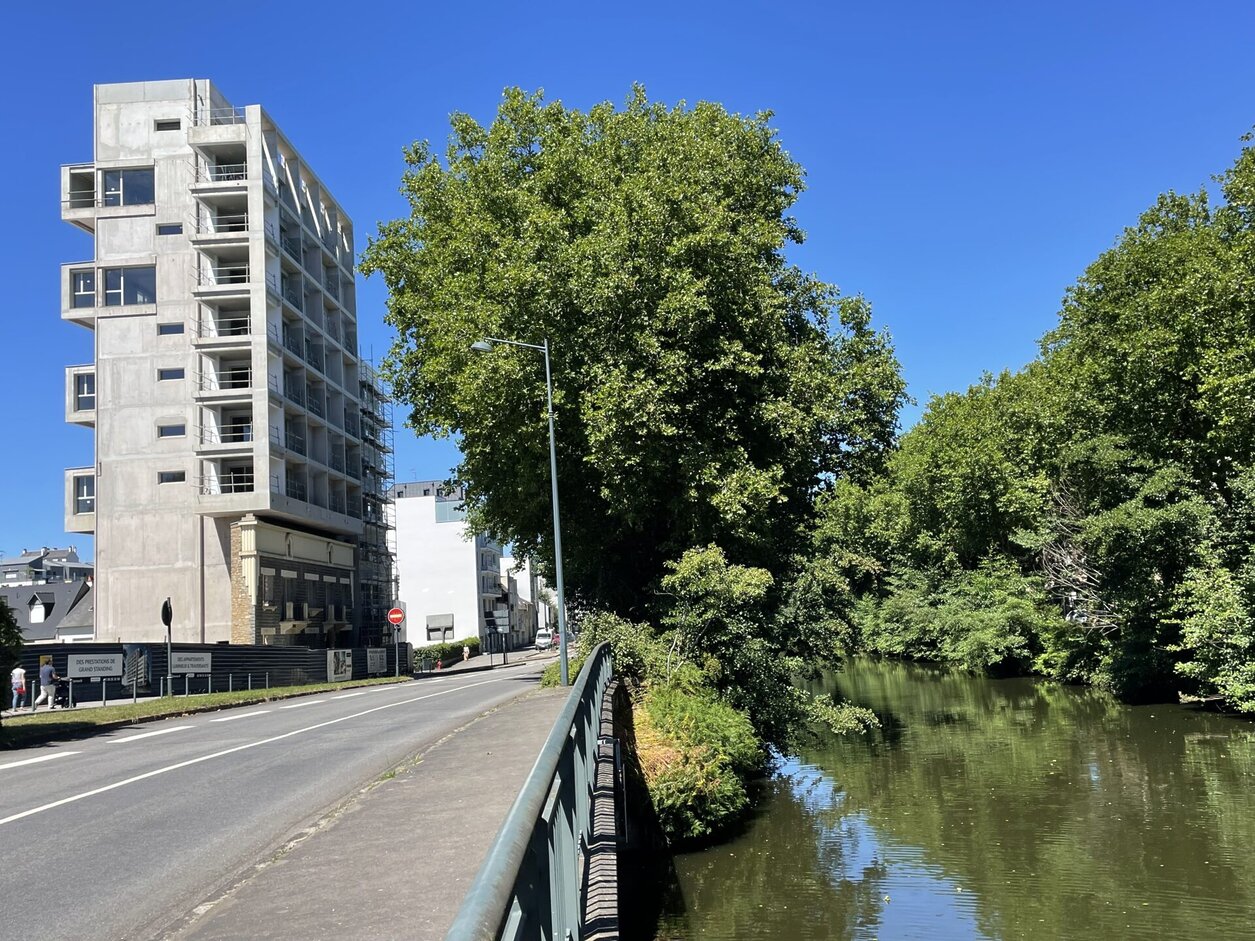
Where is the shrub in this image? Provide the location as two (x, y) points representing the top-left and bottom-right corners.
(634, 684), (761, 842)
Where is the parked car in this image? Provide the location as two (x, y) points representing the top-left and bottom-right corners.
(534, 629), (555, 651)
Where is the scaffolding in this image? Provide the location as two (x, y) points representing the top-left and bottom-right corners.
(356, 360), (397, 646)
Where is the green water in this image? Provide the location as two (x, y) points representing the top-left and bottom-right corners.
(655, 658), (1255, 940)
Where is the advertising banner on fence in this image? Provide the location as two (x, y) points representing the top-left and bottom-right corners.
(366, 648), (387, 675)
(67, 652), (123, 679)
(172, 652), (212, 675)
(327, 649), (352, 682)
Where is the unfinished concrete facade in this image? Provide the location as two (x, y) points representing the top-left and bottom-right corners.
(61, 79), (392, 646)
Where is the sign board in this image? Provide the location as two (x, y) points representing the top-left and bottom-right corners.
(327, 649), (353, 683)
(67, 652), (123, 679)
(366, 648), (387, 675)
(172, 651), (212, 675)
(387, 607), (405, 626)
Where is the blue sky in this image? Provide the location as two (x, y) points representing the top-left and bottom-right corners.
(2, 1), (1253, 561)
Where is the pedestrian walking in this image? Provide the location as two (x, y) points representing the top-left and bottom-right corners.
(462, 644), (470, 663)
(31, 661), (61, 711)
(10, 663), (26, 711)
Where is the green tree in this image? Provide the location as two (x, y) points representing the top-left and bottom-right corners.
(362, 87), (905, 617)
(0, 598), (21, 729)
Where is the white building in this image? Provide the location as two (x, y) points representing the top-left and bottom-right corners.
(392, 480), (541, 649)
(59, 79), (393, 646)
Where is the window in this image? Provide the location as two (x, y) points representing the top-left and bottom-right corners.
(72, 270), (95, 308)
(157, 368), (185, 381)
(157, 423), (186, 438)
(157, 223), (183, 236)
(74, 475), (95, 514)
(157, 470), (186, 484)
(157, 322), (184, 336)
(103, 266), (156, 306)
(154, 119), (181, 132)
(101, 168), (154, 207)
(74, 373), (95, 411)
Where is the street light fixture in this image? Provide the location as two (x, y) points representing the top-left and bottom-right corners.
(471, 336), (571, 686)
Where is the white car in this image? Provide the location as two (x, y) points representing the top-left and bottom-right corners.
(534, 629), (555, 651)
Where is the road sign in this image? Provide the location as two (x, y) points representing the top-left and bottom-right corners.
(387, 607), (405, 625)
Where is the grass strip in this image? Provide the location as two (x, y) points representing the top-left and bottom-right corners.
(0, 675), (414, 750)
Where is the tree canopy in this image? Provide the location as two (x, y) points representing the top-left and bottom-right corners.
(817, 133), (1255, 704)
(363, 86), (905, 617)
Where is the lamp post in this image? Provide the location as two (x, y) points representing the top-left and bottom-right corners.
(471, 336), (570, 686)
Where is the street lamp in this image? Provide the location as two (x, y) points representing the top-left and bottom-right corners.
(471, 336), (570, 686)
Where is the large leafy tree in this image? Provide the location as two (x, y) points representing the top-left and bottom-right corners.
(363, 87), (905, 616)
(0, 598), (21, 729)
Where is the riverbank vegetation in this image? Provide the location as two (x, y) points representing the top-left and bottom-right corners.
(800, 136), (1255, 707)
(368, 87), (897, 842)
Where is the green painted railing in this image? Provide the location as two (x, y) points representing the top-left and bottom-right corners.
(446, 643), (614, 941)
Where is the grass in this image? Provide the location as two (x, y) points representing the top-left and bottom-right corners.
(0, 675), (414, 750)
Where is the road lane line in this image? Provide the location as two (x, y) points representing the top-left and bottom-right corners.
(279, 701), (320, 709)
(109, 726), (192, 744)
(0, 675), (519, 827)
(209, 709), (272, 723)
(332, 692), (368, 700)
(0, 752), (81, 771)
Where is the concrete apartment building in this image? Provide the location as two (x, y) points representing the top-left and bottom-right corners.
(60, 79), (394, 647)
(392, 481), (544, 649)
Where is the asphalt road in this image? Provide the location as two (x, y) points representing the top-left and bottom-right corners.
(0, 665), (547, 941)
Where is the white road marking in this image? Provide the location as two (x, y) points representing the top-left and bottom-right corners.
(109, 726), (192, 744)
(279, 700), (320, 709)
(0, 676), (513, 827)
(209, 709), (272, 723)
(332, 692), (367, 700)
(0, 752), (81, 771)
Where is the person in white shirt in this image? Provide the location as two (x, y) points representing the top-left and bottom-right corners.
(10, 664), (26, 711)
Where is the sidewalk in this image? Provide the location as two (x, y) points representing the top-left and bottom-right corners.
(162, 677), (568, 940)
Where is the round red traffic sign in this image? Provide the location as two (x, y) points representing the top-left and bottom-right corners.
(387, 607), (405, 625)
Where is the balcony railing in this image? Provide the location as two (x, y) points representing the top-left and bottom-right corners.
(198, 313), (251, 338)
(284, 429), (307, 455)
(344, 412), (361, 438)
(193, 162), (248, 184)
(307, 386), (325, 418)
(329, 492), (346, 514)
(281, 278), (303, 311)
(346, 458), (361, 481)
(283, 327), (303, 357)
(324, 273), (340, 301)
(329, 448), (345, 472)
(284, 380), (305, 407)
(286, 477), (308, 501)
(201, 424), (253, 444)
(196, 264), (250, 288)
(192, 105), (246, 127)
(197, 212), (249, 234)
(200, 470), (255, 494)
(199, 368), (252, 392)
(304, 343), (324, 373)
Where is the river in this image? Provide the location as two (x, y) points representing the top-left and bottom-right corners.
(653, 657), (1255, 940)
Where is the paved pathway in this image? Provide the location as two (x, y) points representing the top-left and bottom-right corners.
(161, 655), (565, 940)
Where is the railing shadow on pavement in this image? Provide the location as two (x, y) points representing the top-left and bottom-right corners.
(446, 643), (615, 941)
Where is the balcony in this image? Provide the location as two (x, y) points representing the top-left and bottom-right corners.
(61, 164), (97, 233)
(284, 379), (306, 408)
(61, 262), (97, 328)
(65, 366), (96, 426)
(195, 308), (252, 346)
(65, 468), (95, 534)
(197, 366), (252, 399)
(190, 211), (250, 245)
(191, 160), (248, 192)
(193, 262), (251, 297)
(284, 428), (307, 456)
(281, 277), (303, 312)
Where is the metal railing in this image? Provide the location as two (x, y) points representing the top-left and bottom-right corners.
(281, 230), (302, 260)
(282, 278), (304, 311)
(200, 470), (255, 495)
(284, 429), (307, 455)
(200, 424), (253, 445)
(198, 313), (251, 339)
(195, 263), (250, 288)
(285, 477), (308, 501)
(196, 211), (249, 234)
(198, 368), (252, 392)
(192, 105), (246, 127)
(446, 644), (614, 941)
(284, 380), (306, 407)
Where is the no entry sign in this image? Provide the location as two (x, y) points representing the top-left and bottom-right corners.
(387, 607), (405, 626)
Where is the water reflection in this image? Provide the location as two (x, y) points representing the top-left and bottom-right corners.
(656, 658), (1255, 940)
